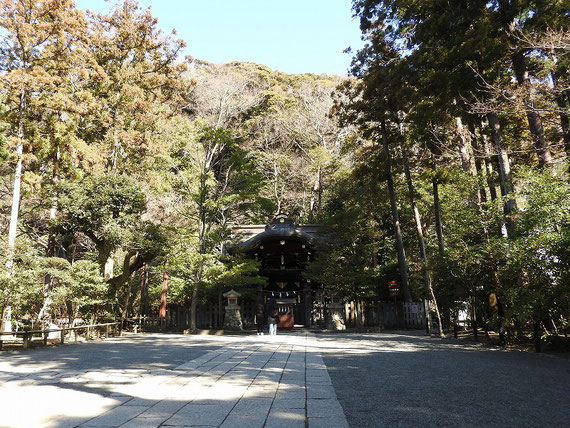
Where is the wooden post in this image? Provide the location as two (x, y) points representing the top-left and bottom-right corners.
(22, 332), (30, 349)
(43, 331), (48, 345)
(105, 324), (110, 338)
(425, 300), (430, 335)
(454, 311), (458, 339)
(534, 322), (542, 353)
(471, 296), (478, 340)
(60, 327), (65, 344)
(86, 325), (90, 340)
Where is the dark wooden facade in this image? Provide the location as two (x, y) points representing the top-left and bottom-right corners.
(235, 214), (320, 328)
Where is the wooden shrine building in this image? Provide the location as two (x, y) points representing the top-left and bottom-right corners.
(234, 213), (320, 328)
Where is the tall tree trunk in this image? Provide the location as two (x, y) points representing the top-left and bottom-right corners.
(159, 260), (168, 318)
(456, 116), (477, 177)
(2, 93), (25, 333)
(120, 277), (133, 327)
(273, 159), (281, 213)
(468, 121), (488, 204)
(487, 112), (517, 237)
(381, 118), (411, 302)
(190, 260), (203, 332)
(432, 158), (445, 256)
(139, 264), (149, 316)
(479, 123), (506, 235)
(402, 149), (444, 336)
(6, 140), (23, 263)
(40, 146), (61, 328)
(557, 96), (570, 157)
(309, 166), (321, 222)
(512, 50), (552, 167)
(189, 183), (208, 331)
(104, 254), (115, 281)
(551, 73), (570, 156)
(480, 125), (499, 202)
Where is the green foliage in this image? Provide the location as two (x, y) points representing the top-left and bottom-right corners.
(305, 161), (391, 301)
(499, 167), (570, 322)
(55, 173), (148, 258)
(0, 235), (110, 322)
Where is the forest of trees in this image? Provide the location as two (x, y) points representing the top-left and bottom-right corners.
(1, 0), (568, 344)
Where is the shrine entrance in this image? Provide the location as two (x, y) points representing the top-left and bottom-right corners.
(236, 214), (319, 328)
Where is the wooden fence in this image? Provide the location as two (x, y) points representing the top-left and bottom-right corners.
(348, 301), (429, 329)
(137, 300), (434, 331)
(137, 301), (259, 331)
(0, 322), (121, 350)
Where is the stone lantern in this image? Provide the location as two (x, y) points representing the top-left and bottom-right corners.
(223, 289), (243, 331)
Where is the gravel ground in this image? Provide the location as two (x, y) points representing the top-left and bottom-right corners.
(318, 331), (570, 428)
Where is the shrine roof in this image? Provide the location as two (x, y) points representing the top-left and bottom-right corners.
(231, 213), (321, 249)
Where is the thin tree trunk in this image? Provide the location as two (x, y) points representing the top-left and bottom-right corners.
(7, 128), (24, 265)
(190, 178), (208, 331)
(480, 126), (499, 202)
(478, 122), (507, 235)
(139, 264), (149, 316)
(402, 148), (444, 336)
(159, 260), (168, 318)
(309, 167), (321, 223)
(557, 97), (570, 157)
(487, 112), (517, 237)
(104, 254), (115, 281)
(432, 158), (445, 256)
(190, 260), (202, 332)
(2, 93), (25, 333)
(381, 118), (411, 302)
(39, 146), (61, 328)
(551, 73), (570, 156)
(37, 290), (53, 329)
(273, 160), (281, 213)
(512, 50), (552, 167)
(456, 116), (477, 177)
(120, 277), (133, 327)
(468, 121), (488, 204)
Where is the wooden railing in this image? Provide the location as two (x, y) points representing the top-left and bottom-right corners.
(0, 322), (121, 350)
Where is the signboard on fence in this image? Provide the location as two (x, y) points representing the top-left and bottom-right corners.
(388, 280), (399, 297)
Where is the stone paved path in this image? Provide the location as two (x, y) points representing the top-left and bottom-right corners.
(4, 331), (567, 428)
(0, 333), (348, 428)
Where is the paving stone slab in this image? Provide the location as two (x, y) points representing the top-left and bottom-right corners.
(124, 397), (159, 407)
(219, 414), (267, 428)
(139, 400), (188, 418)
(307, 417), (350, 428)
(265, 408), (306, 428)
(118, 415), (167, 428)
(271, 398), (306, 409)
(165, 404), (228, 426)
(307, 398), (346, 419)
(307, 384), (337, 399)
(80, 405), (148, 427)
(230, 397), (273, 415)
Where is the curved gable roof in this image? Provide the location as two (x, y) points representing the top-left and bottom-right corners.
(233, 214), (320, 250)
